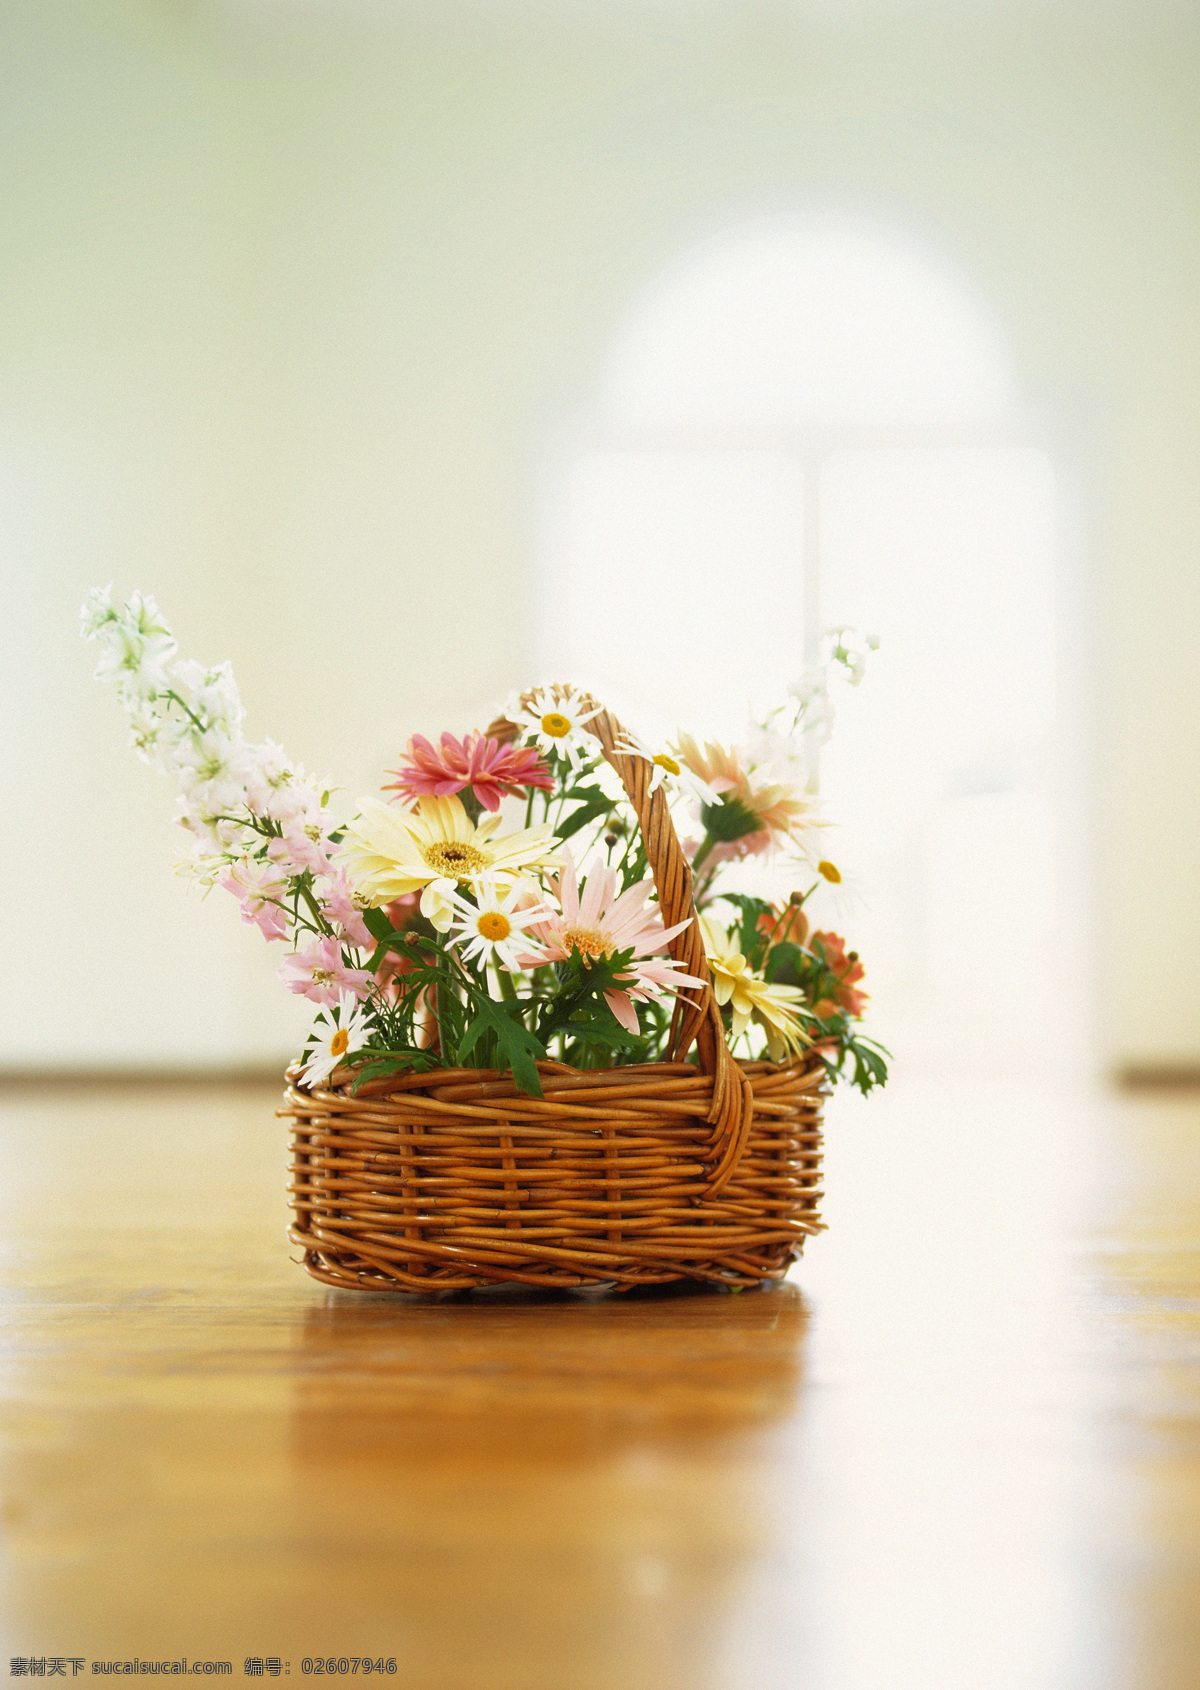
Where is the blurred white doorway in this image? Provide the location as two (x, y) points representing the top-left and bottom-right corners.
(541, 212), (1077, 1073)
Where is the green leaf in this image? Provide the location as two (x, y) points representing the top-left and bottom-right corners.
(700, 796), (765, 844)
(764, 942), (805, 988)
(560, 1007), (640, 1052)
(845, 1035), (890, 1095)
(459, 996), (547, 1097)
(362, 905), (395, 941)
(555, 797), (615, 842)
(721, 893), (775, 966)
(362, 928), (419, 974)
(348, 1052), (436, 1095)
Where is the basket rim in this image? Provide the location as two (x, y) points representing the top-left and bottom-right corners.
(285, 1047), (827, 1104)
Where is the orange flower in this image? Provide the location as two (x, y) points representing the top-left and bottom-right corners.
(757, 902), (810, 950)
(810, 931), (868, 1019)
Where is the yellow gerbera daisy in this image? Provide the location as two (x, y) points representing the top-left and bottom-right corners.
(699, 913), (810, 1061)
(337, 795), (560, 931)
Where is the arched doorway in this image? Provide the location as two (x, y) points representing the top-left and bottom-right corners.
(541, 212), (1072, 1071)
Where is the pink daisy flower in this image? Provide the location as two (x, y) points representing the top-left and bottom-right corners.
(277, 936), (374, 1009)
(520, 850), (706, 1034)
(384, 731), (554, 813)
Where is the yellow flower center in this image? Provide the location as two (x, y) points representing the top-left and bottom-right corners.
(422, 839), (489, 879)
(330, 1029), (350, 1058)
(561, 925), (610, 960)
(540, 711), (572, 738)
(818, 860), (842, 883)
(476, 911), (511, 942)
(653, 753), (681, 776)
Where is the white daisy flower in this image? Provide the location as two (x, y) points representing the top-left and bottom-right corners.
(613, 730), (724, 805)
(808, 857), (867, 923)
(508, 685), (602, 771)
(446, 876), (552, 972)
(298, 994), (373, 1089)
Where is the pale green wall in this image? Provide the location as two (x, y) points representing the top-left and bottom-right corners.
(2, 1), (1197, 1070)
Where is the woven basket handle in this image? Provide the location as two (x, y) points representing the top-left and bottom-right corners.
(577, 703), (753, 1197)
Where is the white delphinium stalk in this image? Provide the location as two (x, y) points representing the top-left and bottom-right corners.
(785, 667), (837, 748)
(81, 585), (178, 700)
(742, 625), (881, 778)
(172, 656), (243, 724)
(787, 626), (879, 737)
(81, 585), (333, 864)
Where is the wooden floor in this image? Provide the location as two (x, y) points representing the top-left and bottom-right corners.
(0, 1072), (1197, 1689)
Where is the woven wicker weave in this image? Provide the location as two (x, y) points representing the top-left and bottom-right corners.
(281, 701), (826, 1291)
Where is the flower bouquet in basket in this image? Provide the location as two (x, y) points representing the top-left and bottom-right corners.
(82, 586), (887, 1292)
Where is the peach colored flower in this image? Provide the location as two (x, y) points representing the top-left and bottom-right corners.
(676, 733), (825, 860)
(385, 731), (553, 813)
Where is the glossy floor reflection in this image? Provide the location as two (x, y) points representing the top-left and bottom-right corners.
(0, 1074), (1196, 1688)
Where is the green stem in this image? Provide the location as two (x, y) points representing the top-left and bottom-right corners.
(298, 877), (333, 937)
(691, 833), (718, 875)
(433, 935), (457, 1062)
(535, 966), (592, 1046)
(161, 689), (208, 735)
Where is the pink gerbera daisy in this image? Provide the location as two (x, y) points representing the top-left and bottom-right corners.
(384, 730), (554, 813)
(521, 850), (706, 1033)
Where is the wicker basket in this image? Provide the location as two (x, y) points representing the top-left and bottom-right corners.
(280, 701), (826, 1291)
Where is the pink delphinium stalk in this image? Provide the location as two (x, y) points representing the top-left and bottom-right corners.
(384, 731), (554, 813)
(315, 865), (373, 949)
(277, 936), (373, 1009)
(219, 856), (291, 942)
(267, 812), (335, 878)
(521, 850), (706, 1033)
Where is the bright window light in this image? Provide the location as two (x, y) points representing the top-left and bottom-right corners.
(552, 449), (804, 737)
(545, 212), (1067, 1071)
(600, 213), (1018, 434)
(818, 448), (1059, 1063)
